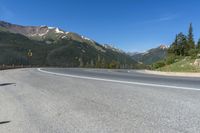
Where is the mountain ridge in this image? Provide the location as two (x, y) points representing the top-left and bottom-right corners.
(0, 20), (138, 68)
(130, 45), (168, 65)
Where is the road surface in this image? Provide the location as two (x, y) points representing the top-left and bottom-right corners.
(0, 68), (200, 133)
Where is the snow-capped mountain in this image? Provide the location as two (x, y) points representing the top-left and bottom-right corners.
(0, 20), (138, 68)
(0, 21), (131, 54)
(0, 21), (94, 43)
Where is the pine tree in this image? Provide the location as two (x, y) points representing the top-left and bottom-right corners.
(171, 35), (179, 55)
(170, 32), (188, 56)
(101, 58), (106, 68)
(79, 57), (84, 67)
(188, 23), (195, 49)
(95, 54), (101, 68)
(182, 35), (189, 56)
(90, 59), (94, 67)
(197, 39), (200, 49)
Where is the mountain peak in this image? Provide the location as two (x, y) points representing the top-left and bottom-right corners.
(0, 21), (96, 43)
(158, 45), (168, 50)
(0, 20), (138, 68)
(55, 27), (64, 34)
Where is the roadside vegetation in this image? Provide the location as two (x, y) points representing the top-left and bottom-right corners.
(156, 57), (200, 72)
(152, 23), (200, 72)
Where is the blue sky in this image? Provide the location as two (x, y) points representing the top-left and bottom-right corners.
(0, 0), (200, 52)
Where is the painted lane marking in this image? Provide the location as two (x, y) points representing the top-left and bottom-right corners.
(38, 68), (200, 91)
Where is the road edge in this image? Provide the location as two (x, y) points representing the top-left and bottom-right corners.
(137, 70), (200, 78)
(37, 68), (200, 91)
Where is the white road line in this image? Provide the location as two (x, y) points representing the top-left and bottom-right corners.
(37, 68), (200, 91)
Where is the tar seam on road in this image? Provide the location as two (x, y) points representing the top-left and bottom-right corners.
(37, 68), (200, 91)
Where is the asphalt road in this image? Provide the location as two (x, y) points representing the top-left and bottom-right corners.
(40, 68), (200, 90)
(1, 68), (200, 133)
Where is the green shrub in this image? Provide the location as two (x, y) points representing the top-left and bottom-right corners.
(188, 49), (199, 59)
(165, 56), (176, 65)
(152, 60), (166, 69)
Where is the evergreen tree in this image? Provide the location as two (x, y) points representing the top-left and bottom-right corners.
(169, 35), (179, 55)
(167, 23), (199, 63)
(101, 58), (106, 68)
(79, 56), (84, 67)
(197, 39), (200, 49)
(95, 54), (101, 68)
(90, 59), (94, 67)
(177, 33), (188, 56)
(169, 33), (188, 56)
(188, 23), (195, 49)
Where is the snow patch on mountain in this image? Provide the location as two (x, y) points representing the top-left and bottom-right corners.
(55, 28), (64, 34)
(159, 45), (169, 50)
(40, 29), (49, 36)
(30, 29), (49, 37)
(81, 36), (97, 44)
(103, 44), (124, 53)
(81, 35), (94, 42)
(61, 36), (68, 39)
(142, 51), (149, 55)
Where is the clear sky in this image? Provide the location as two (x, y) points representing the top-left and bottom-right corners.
(0, 0), (200, 52)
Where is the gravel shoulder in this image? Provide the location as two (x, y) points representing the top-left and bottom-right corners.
(138, 69), (200, 77)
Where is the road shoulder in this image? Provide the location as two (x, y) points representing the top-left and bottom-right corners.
(138, 70), (200, 77)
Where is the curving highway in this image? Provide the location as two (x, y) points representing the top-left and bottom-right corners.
(0, 68), (200, 133)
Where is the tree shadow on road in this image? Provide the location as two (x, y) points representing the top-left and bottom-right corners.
(0, 121), (11, 125)
(0, 83), (16, 87)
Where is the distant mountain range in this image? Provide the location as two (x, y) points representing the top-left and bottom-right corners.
(0, 21), (137, 68)
(129, 45), (168, 65)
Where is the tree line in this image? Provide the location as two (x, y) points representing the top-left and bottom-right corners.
(168, 23), (200, 57)
(152, 23), (200, 69)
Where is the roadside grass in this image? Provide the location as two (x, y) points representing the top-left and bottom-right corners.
(157, 57), (200, 72)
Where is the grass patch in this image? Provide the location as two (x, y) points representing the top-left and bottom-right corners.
(157, 57), (200, 72)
